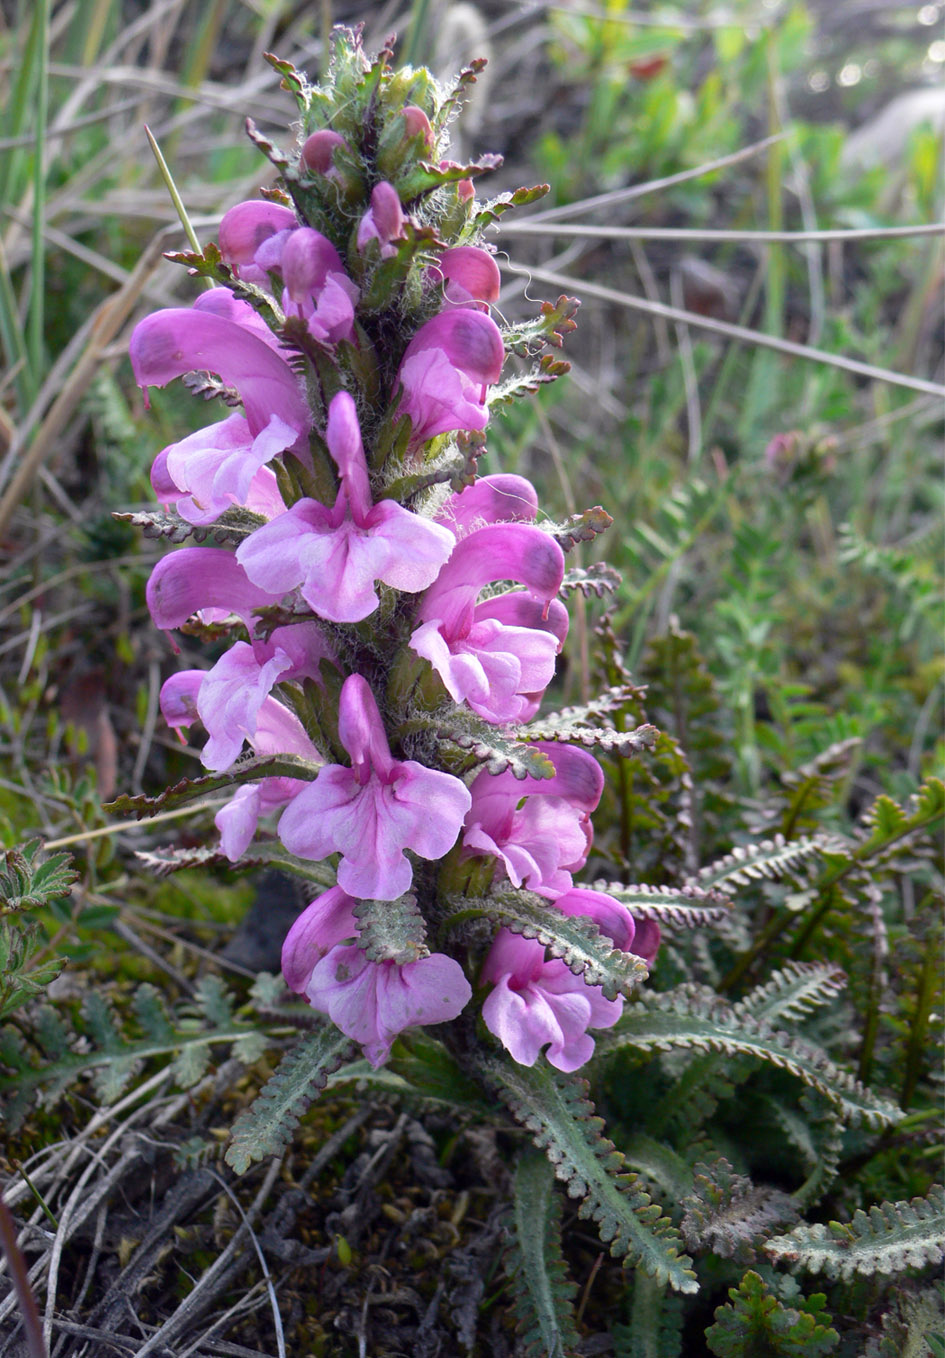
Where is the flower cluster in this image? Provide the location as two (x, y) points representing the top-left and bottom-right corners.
(130, 32), (657, 1073)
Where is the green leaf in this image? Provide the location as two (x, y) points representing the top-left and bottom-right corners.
(353, 895), (428, 963)
(705, 1271), (839, 1356)
(691, 835), (829, 892)
(105, 753), (322, 819)
(518, 721), (658, 759)
(481, 1054), (698, 1292)
(466, 182), (549, 234)
(506, 1150), (580, 1358)
(733, 962), (847, 1026)
(0, 919), (63, 1020)
(0, 841), (77, 913)
(386, 1033), (495, 1113)
(225, 1026), (355, 1174)
(543, 506), (613, 551)
(590, 881), (733, 929)
(112, 507), (263, 546)
(680, 1157), (799, 1261)
(136, 839), (337, 889)
(444, 887), (650, 1001)
(502, 295), (580, 356)
(857, 778), (944, 863)
(559, 563), (623, 598)
(488, 353), (573, 408)
(779, 738), (862, 838)
(765, 1184), (945, 1280)
(598, 989), (902, 1129)
(433, 709), (557, 780)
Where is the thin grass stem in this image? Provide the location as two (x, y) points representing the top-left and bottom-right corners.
(498, 222), (945, 244)
(503, 262), (945, 399)
(524, 133), (786, 223)
(28, 0), (50, 394)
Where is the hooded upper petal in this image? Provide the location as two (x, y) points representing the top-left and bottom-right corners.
(129, 306), (311, 448)
(146, 547), (287, 632)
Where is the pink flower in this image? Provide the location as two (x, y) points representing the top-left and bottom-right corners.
(396, 310), (504, 442)
(462, 743), (603, 894)
(150, 412), (289, 526)
(481, 929), (622, 1072)
(217, 199), (298, 286)
(435, 473), (538, 537)
(278, 674), (472, 900)
(356, 182), (406, 258)
(236, 392), (455, 624)
(282, 887), (472, 1067)
(549, 886), (660, 965)
(300, 129), (348, 176)
(433, 245), (501, 309)
(212, 696), (323, 861)
(409, 522), (566, 723)
(129, 304), (311, 453)
(146, 547), (287, 636)
(191, 621), (332, 771)
(280, 227), (359, 343)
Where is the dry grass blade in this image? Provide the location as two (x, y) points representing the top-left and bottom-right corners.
(0, 225), (178, 537)
(500, 222), (945, 244)
(505, 262), (945, 399)
(525, 133), (787, 222)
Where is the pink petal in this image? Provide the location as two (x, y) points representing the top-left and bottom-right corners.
(281, 887), (358, 993)
(417, 523), (564, 636)
(550, 887), (637, 954)
(402, 309), (504, 385)
(397, 348), (488, 442)
(197, 641), (295, 771)
(129, 306), (310, 446)
(363, 500), (455, 593)
(300, 129), (347, 175)
(337, 674), (394, 780)
(218, 200), (298, 273)
(436, 474), (538, 536)
(282, 227), (346, 305)
(146, 547), (285, 632)
(436, 246), (501, 305)
(159, 670), (204, 733)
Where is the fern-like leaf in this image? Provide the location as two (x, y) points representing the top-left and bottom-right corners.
(559, 563), (623, 598)
(111, 507), (263, 545)
(691, 835), (829, 892)
(225, 1026), (355, 1173)
(591, 881), (733, 928)
(434, 712), (556, 780)
(480, 1054), (698, 1292)
(705, 1270), (839, 1356)
(733, 962), (847, 1026)
(544, 506), (613, 551)
(444, 888), (650, 1000)
(353, 895), (428, 963)
(136, 840), (337, 888)
(765, 1184), (945, 1279)
(506, 1149), (580, 1358)
(0, 841), (77, 913)
(680, 1157), (799, 1262)
(598, 989), (901, 1129)
(521, 722), (659, 758)
(105, 753), (322, 818)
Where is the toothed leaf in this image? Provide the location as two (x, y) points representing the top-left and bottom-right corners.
(506, 1150), (581, 1358)
(765, 1185), (945, 1279)
(353, 894), (428, 964)
(225, 1026), (355, 1174)
(481, 1055), (698, 1292)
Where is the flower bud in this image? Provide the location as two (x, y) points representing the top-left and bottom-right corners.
(218, 200), (297, 283)
(300, 129), (347, 175)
